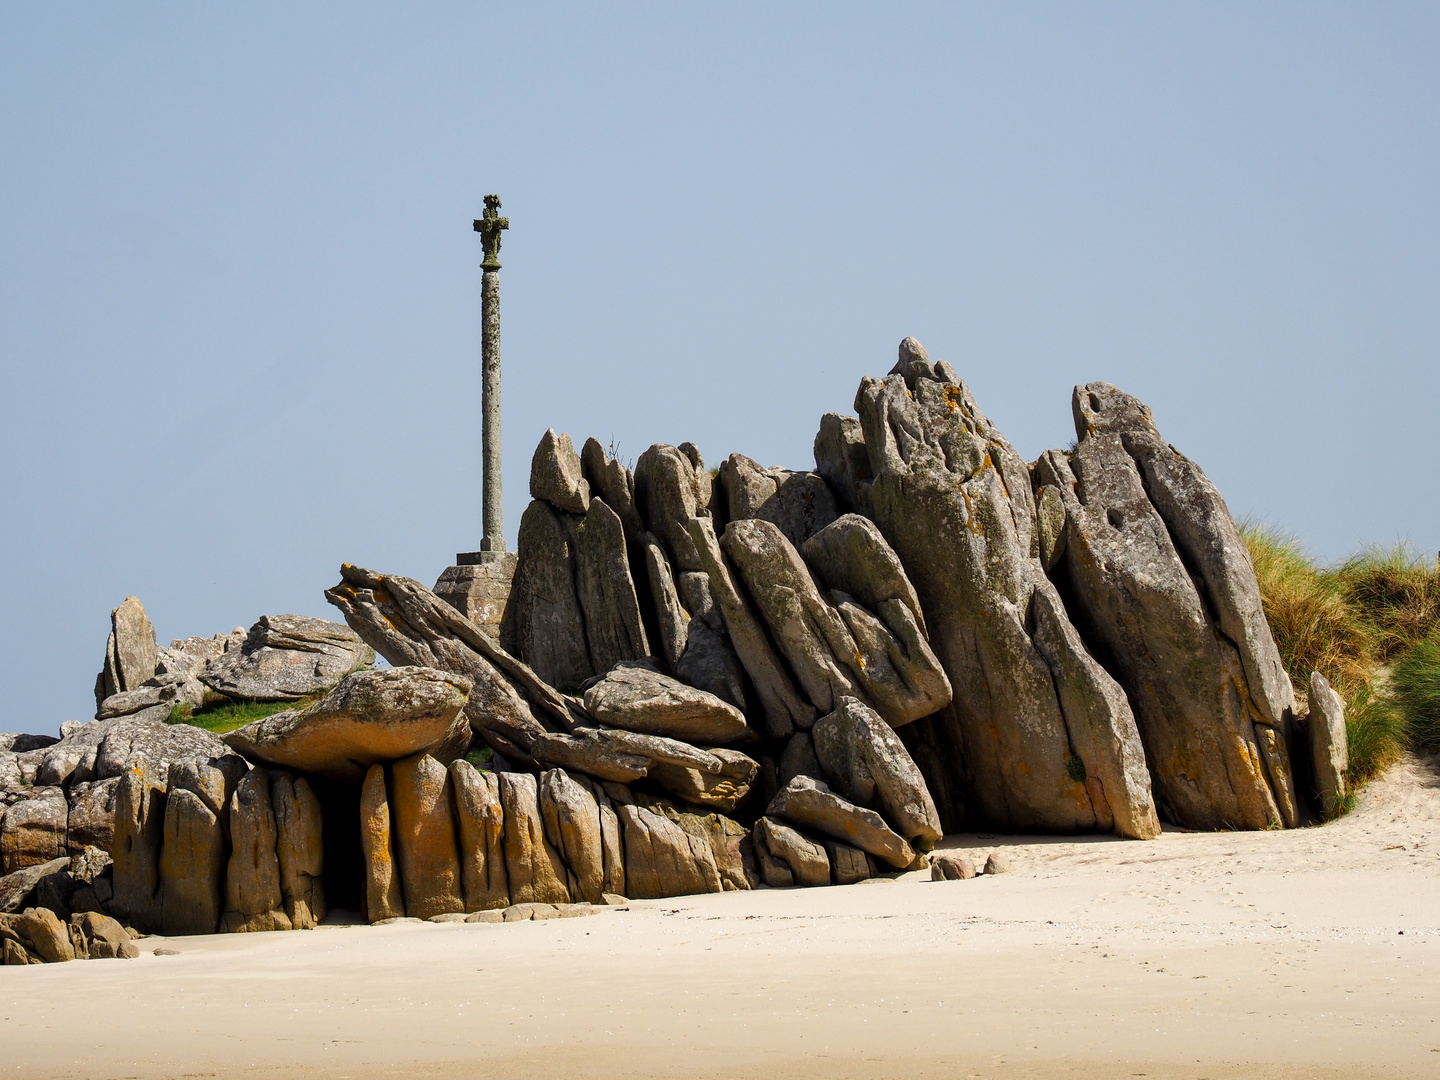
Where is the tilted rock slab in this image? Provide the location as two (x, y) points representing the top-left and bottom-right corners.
(767, 775), (914, 869)
(723, 518), (951, 728)
(0, 857), (70, 914)
(836, 338), (1159, 839)
(202, 615), (375, 702)
(224, 666), (473, 783)
(812, 696), (942, 847)
(359, 764), (404, 921)
(498, 772), (570, 906)
(574, 499), (651, 674)
(449, 760), (509, 911)
(95, 596), (159, 708)
(1033, 382), (1299, 830)
(753, 816), (829, 888)
(530, 428), (590, 515)
(648, 747), (759, 813)
(801, 514), (927, 637)
(635, 443), (712, 572)
(502, 500), (594, 691)
(583, 661), (750, 745)
(1309, 671), (1348, 821)
(618, 803), (722, 899)
(539, 768), (604, 904)
(327, 564), (588, 769)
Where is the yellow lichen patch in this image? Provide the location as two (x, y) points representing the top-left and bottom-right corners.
(1235, 732), (1265, 783)
(943, 385), (963, 412)
(853, 651), (867, 670)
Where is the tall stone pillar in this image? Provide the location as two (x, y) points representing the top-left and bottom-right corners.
(441, 194), (517, 638)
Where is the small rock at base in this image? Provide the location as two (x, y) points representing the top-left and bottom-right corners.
(554, 903), (600, 918)
(600, 892), (629, 906)
(153, 947), (181, 956)
(984, 852), (1014, 874)
(502, 902), (559, 922)
(371, 916), (424, 926)
(930, 854), (976, 881)
(465, 910), (505, 924)
(428, 912), (469, 923)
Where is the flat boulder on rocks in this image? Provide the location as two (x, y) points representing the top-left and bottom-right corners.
(583, 662), (749, 744)
(0, 789), (68, 874)
(0, 857), (70, 913)
(202, 615), (375, 702)
(767, 775), (915, 870)
(224, 667), (473, 782)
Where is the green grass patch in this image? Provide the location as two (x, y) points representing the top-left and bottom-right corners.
(166, 696), (314, 735)
(1243, 524), (1440, 796)
(464, 744), (494, 770)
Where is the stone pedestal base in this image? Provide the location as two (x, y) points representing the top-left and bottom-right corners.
(436, 551), (518, 640)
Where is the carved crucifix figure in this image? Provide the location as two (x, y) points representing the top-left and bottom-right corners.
(473, 194), (509, 552)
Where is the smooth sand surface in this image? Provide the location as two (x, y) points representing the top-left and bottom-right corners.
(4, 755), (1438, 1080)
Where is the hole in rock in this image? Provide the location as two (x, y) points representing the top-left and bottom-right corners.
(310, 775), (363, 912)
(1107, 508), (1125, 530)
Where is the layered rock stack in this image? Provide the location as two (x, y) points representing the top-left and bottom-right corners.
(0, 336), (1350, 954)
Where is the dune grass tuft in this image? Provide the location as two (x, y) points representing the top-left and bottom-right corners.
(1244, 524), (1440, 793)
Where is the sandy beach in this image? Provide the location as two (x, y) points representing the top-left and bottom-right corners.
(4, 754), (1437, 1080)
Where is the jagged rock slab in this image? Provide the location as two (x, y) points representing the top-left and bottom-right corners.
(635, 444), (711, 571)
(801, 514), (927, 637)
(716, 453), (838, 548)
(95, 597), (159, 707)
(1032, 380), (1298, 830)
(1309, 671), (1348, 820)
(618, 803), (722, 898)
(94, 717), (245, 784)
(500, 500), (594, 692)
(581, 438), (646, 546)
(648, 748), (759, 812)
(583, 662), (749, 744)
(688, 516), (813, 738)
(220, 767), (289, 933)
(767, 775), (914, 869)
(722, 518), (952, 727)
(0, 857), (70, 913)
(327, 564), (589, 767)
(530, 428), (590, 515)
(812, 696), (942, 846)
(201, 615), (375, 702)
(843, 337), (1157, 838)
(531, 726), (722, 784)
(224, 667), (472, 782)
(540, 769), (604, 904)
(575, 499), (651, 673)
(642, 534), (689, 670)
(674, 618), (748, 711)
(753, 816), (829, 887)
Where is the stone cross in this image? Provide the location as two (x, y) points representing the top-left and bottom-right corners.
(473, 194), (509, 554)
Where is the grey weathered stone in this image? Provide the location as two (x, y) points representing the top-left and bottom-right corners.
(1309, 671), (1349, 820)
(813, 412), (872, 516)
(31, 720), (112, 789)
(1034, 484), (1068, 572)
(618, 803), (722, 899)
(224, 666), (473, 783)
(824, 840), (871, 885)
(811, 697), (942, 847)
(688, 516), (813, 738)
(390, 753), (464, 920)
(96, 597), (160, 707)
(272, 773), (325, 929)
(717, 453), (838, 548)
(575, 499), (651, 673)
(532, 726), (723, 784)
(779, 731), (822, 787)
(327, 564), (588, 767)
(583, 661), (749, 744)
(499, 500), (594, 692)
(642, 534), (689, 670)
(648, 748), (759, 812)
(581, 438), (646, 546)
(635, 444), (709, 571)
(359, 764), (404, 922)
(722, 518), (952, 727)
(0, 789), (67, 874)
(1031, 381), (1299, 830)
(849, 338), (1156, 837)
(800, 513), (926, 637)
(498, 772), (570, 905)
(110, 767), (167, 931)
(753, 817), (829, 887)
(201, 615), (375, 702)
(674, 618), (749, 711)
(94, 717), (245, 784)
(96, 681), (194, 724)
(530, 428), (591, 515)
(767, 775), (914, 869)
(0, 857), (70, 914)
(221, 767), (289, 933)
(449, 760), (509, 911)
(539, 768), (604, 903)
(0, 734), (59, 754)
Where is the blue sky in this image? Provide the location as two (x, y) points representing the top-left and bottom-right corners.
(3, 4), (1437, 734)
